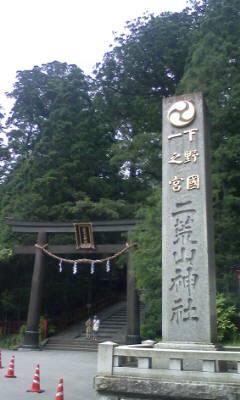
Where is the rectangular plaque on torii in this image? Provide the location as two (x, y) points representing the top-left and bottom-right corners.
(74, 222), (95, 249)
(161, 92), (217, 345)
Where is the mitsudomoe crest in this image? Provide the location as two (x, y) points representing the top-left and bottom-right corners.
(168, 100), (196, 128)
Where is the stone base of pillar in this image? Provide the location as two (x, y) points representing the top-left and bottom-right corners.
(155, 342), (223, 371)
(22, 330), (40, 349)
(95, 374), (240, 400)
(155, 341), (220, 351)
(126, 334), (141, 345)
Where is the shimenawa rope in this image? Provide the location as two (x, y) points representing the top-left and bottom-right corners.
(35, 242), (136, 265)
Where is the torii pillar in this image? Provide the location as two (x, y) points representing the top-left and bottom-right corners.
(126, 250), (141, 344)
(22, 231), (47, 349)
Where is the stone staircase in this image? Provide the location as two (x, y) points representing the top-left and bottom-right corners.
(43, 301), (127, 351)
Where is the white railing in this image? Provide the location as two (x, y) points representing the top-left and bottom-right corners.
(97, 341), (240, 383)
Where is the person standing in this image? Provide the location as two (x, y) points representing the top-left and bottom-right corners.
(85, 317), (92, 339)
(92, 315), (100, 341)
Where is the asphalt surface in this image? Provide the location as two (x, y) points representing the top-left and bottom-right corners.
(0, 349), (97, 400)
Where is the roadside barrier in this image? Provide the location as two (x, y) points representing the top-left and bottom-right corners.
(27, 364), (45, 393)
(5, 355), (16, 378)
(55, 377), (64, 400)
(0, 350), (4, 368)
(2, 354), (66, 398)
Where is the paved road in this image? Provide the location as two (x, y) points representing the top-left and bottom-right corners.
(0, 349), (97, 400)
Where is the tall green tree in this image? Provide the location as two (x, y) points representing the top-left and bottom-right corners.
(0, 107), (10, 181)
(94, 11), (194, 191)
(179, 0), (240, 289)
(0, 61), (131, 243)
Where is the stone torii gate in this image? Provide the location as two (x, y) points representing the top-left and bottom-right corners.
(7, 219), (141, 349)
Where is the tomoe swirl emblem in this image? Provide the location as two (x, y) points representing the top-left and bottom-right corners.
(168, 100), (196, 128)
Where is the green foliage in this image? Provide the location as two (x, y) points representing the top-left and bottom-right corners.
(130, 189), (162, 339)
(216, 293), (239, 343)
(140, 299), (161, 340)
(179, 0), (240, 286)
(0, 248), (13, 262)
(0, 323), (26, 349)
(0, 290), (16, 314)
(94, 11), (193, 187)
(0, 61), (130, 234)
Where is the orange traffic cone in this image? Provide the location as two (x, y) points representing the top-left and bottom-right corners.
(55, 378), (64, 400)
(5, 355), (16, 378)
(27, 364), (45, 393)
(0, 350), (4, 368)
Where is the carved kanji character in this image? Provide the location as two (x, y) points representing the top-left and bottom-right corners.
(168, 132), (182, 140)
(170, 297), (199, 323)
(169, 176), (184, 192)
(183, 298), (199, 321)
(173, 247), (197, 265)
(187, 175), (200, 190)
(184, 149), (199, 163)
(168, 152), (183, 164)
(183, 128), (198, 142)
(169, 267), (198, 297)
(173, 215), (196, 245)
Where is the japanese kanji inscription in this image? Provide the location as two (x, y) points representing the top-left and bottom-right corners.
(162, 93), (217, 344)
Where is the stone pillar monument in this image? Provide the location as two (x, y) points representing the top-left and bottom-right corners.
(94, 94), (240, 400)
(161, 92), (217, 348)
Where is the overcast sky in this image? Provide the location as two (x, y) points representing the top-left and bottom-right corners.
(1, 0), (187, 113)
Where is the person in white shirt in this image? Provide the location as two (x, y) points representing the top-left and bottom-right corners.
(92, 315), (100, 340)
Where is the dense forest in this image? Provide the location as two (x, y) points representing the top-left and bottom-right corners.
(0, 0), (239, 341)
